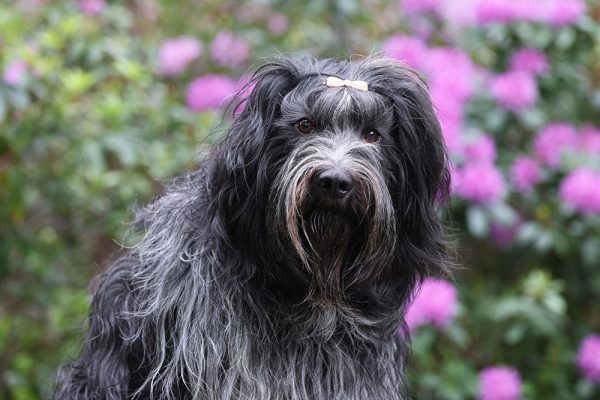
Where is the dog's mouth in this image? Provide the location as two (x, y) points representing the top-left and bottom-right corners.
(302, 208), (355, 245)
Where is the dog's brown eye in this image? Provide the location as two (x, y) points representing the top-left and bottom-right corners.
(362, 130), (380, 143)
(295, 119), (314, 134)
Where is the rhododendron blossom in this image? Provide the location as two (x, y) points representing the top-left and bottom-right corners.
(476, 0), (585, 25)
(186, 74), (238, 112)
(210, 30), (250, 68)
(576, 334), (600, 382)
(406, 278), (458, 331)
(578, 125), (600, 155)
(478, 366), (522, 400)
(464, 135), (497, 165)
(490, 71), (538, 111)
(383, 35), (428, 69)
(267, 13), (289, 35)
(534, 123), (578, 167)
(510, 49), (549, 75)
(456, 163), (506, 204)
(511, 156), (541, 192)
(559, 168), (600, 214)
(78, 0), (105, 16)
(401, 0), (443, 15)
(158, 36), (202, 77)
(3, 59), (28, 85)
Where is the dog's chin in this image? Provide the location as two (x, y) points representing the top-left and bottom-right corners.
(305, 208), (351, 242)
(295, 205), (364, 304)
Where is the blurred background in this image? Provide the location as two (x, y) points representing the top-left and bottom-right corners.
(1, 0), (600, 399)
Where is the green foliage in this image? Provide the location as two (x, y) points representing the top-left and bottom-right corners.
(0, 2), (217, 398)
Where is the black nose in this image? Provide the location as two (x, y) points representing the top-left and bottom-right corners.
(314, 169), (353, 199)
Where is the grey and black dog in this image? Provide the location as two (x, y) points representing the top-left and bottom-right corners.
(54, 56), (450, 399)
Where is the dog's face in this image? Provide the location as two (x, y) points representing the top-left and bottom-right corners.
(269, 75), (399, 303)
(212, 57), (449, 312)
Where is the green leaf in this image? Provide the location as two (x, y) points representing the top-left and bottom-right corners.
(60, 69), (98, 96)
(504, 322), (527, 344)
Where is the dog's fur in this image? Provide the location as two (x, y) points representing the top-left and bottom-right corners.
(54, 56), (450, 399)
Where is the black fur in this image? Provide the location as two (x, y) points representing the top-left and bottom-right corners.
(54, 56), (450, 399)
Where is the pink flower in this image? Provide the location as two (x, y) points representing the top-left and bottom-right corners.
(576, 334), (600, 382)
(559, 168), (600, 214)
(510, 49), (549, 76)
(158, 36), (202, 77)
(78, 0), (105, 16)
(578, 125), (600, 155)
(441, 0), (481, 26)
(210, 30), (250, 69)
(511, 156), (541, 192)
(490, 220), (521, 247)
(401, 0), (442, 15)
(534, 123), (578, 167)
(476, 0), (521, 24)
(456, 163), (506, 204)
(383, 35), (427, 69)
(186, 74), (238, 112)
(423, 48), (478, 102)
(3, 60), (28, 86)
(267, 13), (289, 35)
(547, 0), (586, 26)
(476, 0), (585, 26)
(438, 115), (463, 156)
(406, 278), (458, 331)
(431, 84), (466, 155)
(464, 135), (497, 165)
(478, 366), (522, 400)
(490, 71), (538, 111)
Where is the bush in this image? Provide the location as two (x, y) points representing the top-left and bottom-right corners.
(1, 0), (599, 398)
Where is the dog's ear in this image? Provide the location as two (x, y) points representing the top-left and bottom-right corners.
(365, 58), (450, 204)
(363, 58), (451, 276)
(207, 58), (302, 252)
(218, 58), (301, 183)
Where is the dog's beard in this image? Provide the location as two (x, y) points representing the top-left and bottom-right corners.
(301, 209), (355, 303)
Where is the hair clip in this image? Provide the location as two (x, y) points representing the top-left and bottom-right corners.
(325, 76), (369, 92)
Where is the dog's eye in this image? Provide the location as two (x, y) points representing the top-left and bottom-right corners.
(362, 130), (381, 143)
(295, 119), (314, 134)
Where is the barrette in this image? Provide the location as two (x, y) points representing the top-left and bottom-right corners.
(324, 76), (369, 92)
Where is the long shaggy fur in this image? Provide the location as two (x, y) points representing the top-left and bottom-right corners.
(54, 56), (450, 399)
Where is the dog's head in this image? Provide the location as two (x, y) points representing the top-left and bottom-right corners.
(209, 56), (450, 314)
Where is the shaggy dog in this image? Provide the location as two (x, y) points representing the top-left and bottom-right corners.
(54, 56), (450, 399)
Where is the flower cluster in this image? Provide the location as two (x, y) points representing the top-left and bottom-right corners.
(384, 36), (479, 154)
(78, 0), (105, 16)
(475, 0), (586, 26)
(560, 168), (600, 214)
(405, 278), (458, 331)
(185, 74), (239, 112)
(158, 36), (202, 77)
(490, 71), (538, 111)
(478, 366), (522, 400)
(511, 156), (541, 193)
(3, 59), (28, 86)
(156, 29), (254, 112)
(399, 0), (586, 27)
(210, 30), (250, 69)
(576, 334), (600, 382)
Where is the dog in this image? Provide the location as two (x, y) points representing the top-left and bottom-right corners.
(53, 56), (450, 399)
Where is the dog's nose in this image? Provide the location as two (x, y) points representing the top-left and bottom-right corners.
(315, 169), (353, 199)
